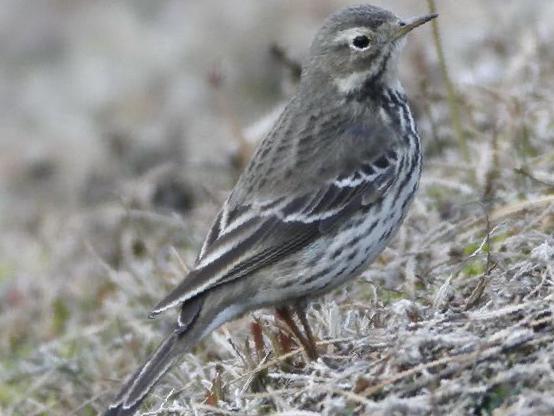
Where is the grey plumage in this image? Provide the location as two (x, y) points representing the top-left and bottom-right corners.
(104, 5), (436, 415)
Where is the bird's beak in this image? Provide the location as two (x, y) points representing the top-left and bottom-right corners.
(393, 13), (438, 40)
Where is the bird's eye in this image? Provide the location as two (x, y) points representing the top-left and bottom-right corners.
(351, 35), (370, 50)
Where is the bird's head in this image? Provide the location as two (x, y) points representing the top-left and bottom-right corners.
(304, 5), (437, 96)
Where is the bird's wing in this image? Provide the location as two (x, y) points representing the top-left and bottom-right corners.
(150, 121), (403, 317)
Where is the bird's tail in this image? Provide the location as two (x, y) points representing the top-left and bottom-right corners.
(104, 331), (182, 416)
(105, 296), (205, 416)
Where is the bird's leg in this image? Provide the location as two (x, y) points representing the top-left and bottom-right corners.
(275, 306), (306, 348)
(275, 306), (318, 360)
(293, 303), (318, 360)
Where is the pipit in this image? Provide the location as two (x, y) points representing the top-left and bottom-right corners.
(105, 5), (436, 415)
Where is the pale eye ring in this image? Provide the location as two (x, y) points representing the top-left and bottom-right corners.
(351, 35), (370, 50)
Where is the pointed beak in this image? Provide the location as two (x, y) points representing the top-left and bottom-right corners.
(393, 13), (438, 41)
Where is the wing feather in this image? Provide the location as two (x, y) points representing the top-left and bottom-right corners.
(150, 121), (404, 317)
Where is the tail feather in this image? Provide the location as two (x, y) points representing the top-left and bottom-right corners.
(105, 296), (204, 416)
(104, 332), (180, 416)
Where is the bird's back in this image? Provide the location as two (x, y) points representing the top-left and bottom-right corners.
(229, 82), (402, 206)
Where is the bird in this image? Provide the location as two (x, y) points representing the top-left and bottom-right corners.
(104, 4), (436, 415)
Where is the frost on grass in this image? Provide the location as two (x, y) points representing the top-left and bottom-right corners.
(1, 2), (554, 416)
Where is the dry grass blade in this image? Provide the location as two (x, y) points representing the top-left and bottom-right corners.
(426, 0), (469, 162)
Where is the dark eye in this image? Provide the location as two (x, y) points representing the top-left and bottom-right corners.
(352, 35), (370, 50)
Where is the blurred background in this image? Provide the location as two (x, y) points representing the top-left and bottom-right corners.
(1, 1), (553, 415)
